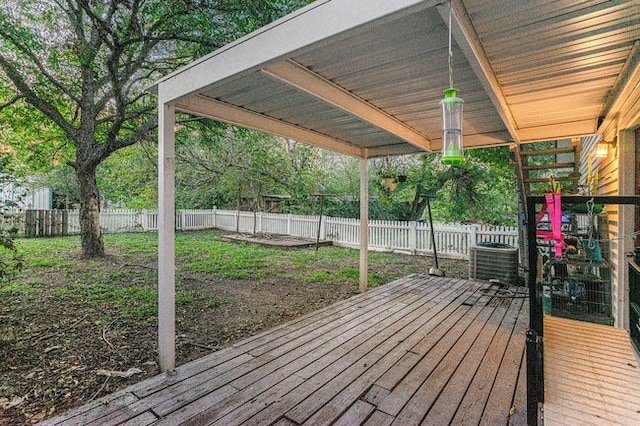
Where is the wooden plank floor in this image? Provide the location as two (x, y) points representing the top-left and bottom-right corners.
(544, 316), (640, 425)
(39, 275), (529, 426)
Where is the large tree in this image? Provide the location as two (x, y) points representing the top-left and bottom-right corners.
(0, 0), (311, 257)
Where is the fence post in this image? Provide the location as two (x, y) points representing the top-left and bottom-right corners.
(141, 210), (147, 231)
(409, 221), (417, 254)
(470, 224), (478, 248)
(319, 215), (326, 241)
(258, 211), (263, 233)
(62, 210), (69, 236)
(287, 213), (292, 236)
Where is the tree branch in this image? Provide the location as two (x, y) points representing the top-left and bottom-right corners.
(0, 27), (81, 104)
(0, 54), (76, 139)
(0, 94), (23, 110)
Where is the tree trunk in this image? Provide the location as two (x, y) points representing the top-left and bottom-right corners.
(76, 165), (104, 258)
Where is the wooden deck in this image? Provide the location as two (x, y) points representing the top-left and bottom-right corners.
(40, 275), (529, 426)
(543, 316), (640, 425)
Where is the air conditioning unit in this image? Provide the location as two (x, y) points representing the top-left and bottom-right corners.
(469, 242), (519, 285)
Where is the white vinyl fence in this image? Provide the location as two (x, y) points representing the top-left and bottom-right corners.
(56, 208), (518, 259)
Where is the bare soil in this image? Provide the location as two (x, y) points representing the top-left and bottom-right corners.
(0, 230), (469, 425)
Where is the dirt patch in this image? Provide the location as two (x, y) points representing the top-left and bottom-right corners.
(222, 233), (332, 248)
(0, 229), (470, 425)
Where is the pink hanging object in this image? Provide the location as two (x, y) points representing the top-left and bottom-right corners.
(536, 193), (566, 258)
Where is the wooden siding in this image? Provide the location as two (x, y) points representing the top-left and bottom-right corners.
(39, 275), (528, 425)
(578, 132), (636, 328)
(544, 316), (640, 424)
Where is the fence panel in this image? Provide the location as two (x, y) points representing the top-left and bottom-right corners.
(476, 224), (519, 247)
(290, 214), (319, 238)
(14, 208), (519, 260)
(213, 209), (236, 231)
(369, 220), (410, 251)
(261, 212), (289, 235)
(24, 209), (69, 237)
(100, 209), (142, 232)
(325, 217), (359, 246)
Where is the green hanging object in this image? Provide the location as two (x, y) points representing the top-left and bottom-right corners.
(440, 87), (464, 166)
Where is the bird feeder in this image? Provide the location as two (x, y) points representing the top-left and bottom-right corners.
(440, 87), (464, 165)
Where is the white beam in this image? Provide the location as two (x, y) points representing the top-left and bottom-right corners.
(517, 120), (597, 143)
(368, 143), (428, 158)
(158, 97), (176, 372)
(262, 60), (431, 151)
(359, 153), (369, 293)
(150, 0), (437, 102)
(437, 1), (521, 144)
(429, 131), (513, 150)
(175, 95), (364, 158)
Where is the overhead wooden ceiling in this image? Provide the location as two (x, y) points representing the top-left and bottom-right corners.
(150, 0), (640, 158)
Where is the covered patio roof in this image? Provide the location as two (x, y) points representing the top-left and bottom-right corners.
(151, 0), (640, 158)
(150, 0), (640, 372)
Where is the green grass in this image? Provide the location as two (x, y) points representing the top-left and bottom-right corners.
(178, 233), (284, 279)
(52, 281), (206, 319)
(12, 230), (423, 321)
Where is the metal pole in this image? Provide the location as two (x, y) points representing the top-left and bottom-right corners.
(315, 195), (325, 252)
(426, 197), (440, 270)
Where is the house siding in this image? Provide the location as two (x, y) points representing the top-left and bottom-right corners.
(580, 131), (637, 329)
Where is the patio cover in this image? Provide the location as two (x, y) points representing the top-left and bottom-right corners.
(150, 0), (640, 371)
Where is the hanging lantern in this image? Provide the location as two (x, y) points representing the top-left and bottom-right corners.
(440, 87), (464, 165)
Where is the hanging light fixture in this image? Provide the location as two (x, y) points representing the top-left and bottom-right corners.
(440, 4), (464, 166)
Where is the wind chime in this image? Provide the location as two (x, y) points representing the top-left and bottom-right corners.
(440, 4), (464, 166)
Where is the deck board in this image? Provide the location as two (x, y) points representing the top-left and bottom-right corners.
(544, 315), (640, 425)
(39, 275), (528, 426)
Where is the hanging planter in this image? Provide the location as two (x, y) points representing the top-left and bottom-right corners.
(381, 176), (397, 191)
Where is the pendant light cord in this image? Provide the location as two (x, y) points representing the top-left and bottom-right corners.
(448, 3), (454, 89)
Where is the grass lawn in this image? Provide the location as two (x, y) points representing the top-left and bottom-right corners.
(1, 229), (468, 424)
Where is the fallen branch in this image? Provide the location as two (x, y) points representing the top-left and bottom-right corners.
(118, 263), (156, 271)
(187, 341), (215, 351)
(89, 376), (110, 402)
(32, 315), (89, 344)
(102, 321), (115, 349)
(96, 367), (143, 378)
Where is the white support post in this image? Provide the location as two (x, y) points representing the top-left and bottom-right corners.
(158, 99), (176, 372)
(359, 154), (369, 293)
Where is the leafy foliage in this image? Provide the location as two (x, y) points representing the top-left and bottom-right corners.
(370, 148), (517, 224)
(0, 0), (313, 256)
(0, 174), (24, 284)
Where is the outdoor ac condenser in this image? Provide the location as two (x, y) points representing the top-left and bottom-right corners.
(469, 242), (519, 286)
